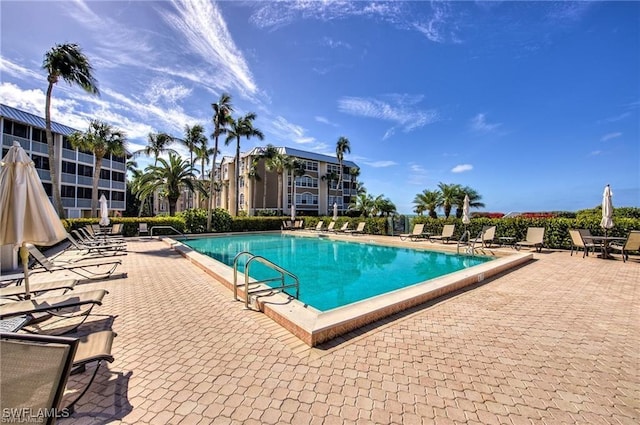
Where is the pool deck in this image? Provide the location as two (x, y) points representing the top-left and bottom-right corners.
(17, 235), (639, 424)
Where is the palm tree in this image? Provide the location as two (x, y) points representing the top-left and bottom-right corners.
(135, 132), (176, 166)
(376, 196), (397, 217)
(43, 43), (99, 218)
(437, 182), (462, 219)
(137, 153), (203, 216)
(413, 189), (441, 218)
(68, 120), (127, 217)
(247, 157), (261, 216)
(349, 192), (375, 217)
(454, 186), (485, 218)
(208, 93), (234, 229)
(180, 125), (207, 176)
(335, 136), (351, 206)
(265, 152), (288, 215)
(287, 158), (306, 217)
(259, 144), (279, 211)
(224, 113), (264, 215)
(321, 171), (340, 215)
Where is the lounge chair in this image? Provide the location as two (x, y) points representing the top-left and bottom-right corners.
(608, 231), (640, 262)
(78, 227), (126, 244)
(313, 221), (325, 232)
(515, 227), (545, 252)
(0, 330), (116, 417)
(0, 278), (77, 301)
(470, 225), (497, 248)
(67, 232), (127, 254)
(138, 222), (149, 237)
(26, 244), (126, 280)
(323, 221), (336, 232)
(294, 220), (305, 230)
(281, 220), (294, 230)
(345, 222), (366, 235)
(109, 222), (123, 236)
(400, 223), (427, 241)
(568, 229), (599, 258)
(428, 224), (455, 244)
(332, 222), (350, 233)
(0, 289), (108, 334)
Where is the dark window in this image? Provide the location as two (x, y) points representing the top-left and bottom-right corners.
(77, 187), (92, 199)
(2, 148), (9, 157)
(61, 161), (76, 174)
(32, 155), (50, 170)
(42, 183), (52, 197)
(32, 128), (47, 143)
(100, 169), (110, 179)
(61, 185), (76, 198)
(78, 164), (93, 177)
(111, 154), (125, 163)
(63, 137), (73, 150)
(2, 120), (28, 138)
(111, 191), (125, 202)
(112, 171), (125, 182)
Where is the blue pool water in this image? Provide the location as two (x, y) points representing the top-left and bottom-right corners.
(183, 234), (492, 312)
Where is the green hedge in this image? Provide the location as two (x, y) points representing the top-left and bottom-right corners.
(64, 214), (640, 250)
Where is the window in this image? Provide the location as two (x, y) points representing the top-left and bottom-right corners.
(100, 169), (110, 179)
(61, 161), (76, 174)
(112, 171), (125, 182)
(2, 120), (28, 138)
(62, 137), (73, 150)
(78, 164), (93, 177)
(77, 187), (92, 199)
(32, 154), (50, 170)
(42, 183), (52, 197)
(111, 191), (125, 202)
(297, 176), (318, 188)
(111, 154), (125, 163)
(32, 128), (47, 143)
(327, 164), (339, 174)
(61, 185), (76, 198)
(297, 193), (318, 205)
(304, 160), (318, 172)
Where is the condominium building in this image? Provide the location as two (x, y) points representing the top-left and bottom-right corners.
(0, 104), (127, 218)
(217, 146), (359, 216)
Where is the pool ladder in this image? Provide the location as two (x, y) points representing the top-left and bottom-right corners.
(232, 251), (300, 309)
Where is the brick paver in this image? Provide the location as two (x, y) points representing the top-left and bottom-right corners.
(42, 238), (640, 424)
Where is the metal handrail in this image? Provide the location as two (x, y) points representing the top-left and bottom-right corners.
(457, 230), (474, 256)
(232, 251), (300, 309)
(149, 225), (188, 239)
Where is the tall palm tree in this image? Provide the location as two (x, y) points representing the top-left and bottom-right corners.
(68, 120), (127, 217)
(247, 157), (261, 216)
(137, 153), (203, 216)
(135, 132), (176, 166)
(335, 136), (351, 206)
(321, 171), (340, 215)
(208, 93), (234, 229)
(224, 113), (264, 215)
(413, 189), (441, 218)
(437, 182), (462, 219)
(180, 124), (207, 175)
(259, 144), (279, 211)
(265, 152), (288, 215)
(287, 158), (306, 217)
(43, 43), (99, 218)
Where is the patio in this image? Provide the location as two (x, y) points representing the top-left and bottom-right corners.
(41, 237), (639, 424)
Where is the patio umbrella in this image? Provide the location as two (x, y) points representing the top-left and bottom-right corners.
(0, 141), (67, 299)
(99, 194), (110, 227)
(462, 194), (471, 241)
(332, 202), (338, 221)
(290, 204), (296, 222)
(601, 184), (614, 237)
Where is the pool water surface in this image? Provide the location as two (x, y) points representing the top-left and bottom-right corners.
(183, 234), (492, 311)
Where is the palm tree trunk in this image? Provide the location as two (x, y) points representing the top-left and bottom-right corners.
(277, 172), (283, 214)
(91, 156), (103, 216)
(45, 81), (65, 218)
(207, 135), (220, 230)
(235, 136), (240, 215)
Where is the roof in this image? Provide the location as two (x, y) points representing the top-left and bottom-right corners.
(244, 146), (358, 168)
(0, 104), (78, 136)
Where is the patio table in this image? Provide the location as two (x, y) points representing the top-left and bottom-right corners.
(590, 236), (626, 259)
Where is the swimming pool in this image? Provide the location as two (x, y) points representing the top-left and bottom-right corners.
(183, 234), (492, 311)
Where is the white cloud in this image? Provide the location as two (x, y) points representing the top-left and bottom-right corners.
(362, 160), (397, 168)
(267, 116), (316, 145)
(451, 164), (473, 173)
(590, 150), (602, 156)
(315, 116), (338, 127)
(338, 94), (439, 134)
(601, 132), (622, 142)
(602, 112), (631, 123)
(470, 113), (502, 133)
(0, 57), (43, 82)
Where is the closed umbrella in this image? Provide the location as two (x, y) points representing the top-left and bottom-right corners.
(99, 194), (110, 227)
(332, 202), (338, 221)
(601, 184), (614, 237)
(290, 204), (296, 222)
(462, 194), (471, 241)
(0, 141), (67, 298)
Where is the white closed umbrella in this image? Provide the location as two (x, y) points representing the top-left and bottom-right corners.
(462, 194), (471, 241)
(99, 194), (110, 226)
(332, 202), (338, 221)
(0, 141), (67, 298)
(601, 184), (614, 237)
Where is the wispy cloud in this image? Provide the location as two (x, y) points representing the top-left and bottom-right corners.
(407, 162), (429, 185)
(321, 37), (351, 49)
(601, 132), (622, 142)
(601, 112), (631, 123)
(267, 116), (315, 145)
(338, 94), (439, 134)
(451, 164), (473, 173)
(413, 2), (453, 43)
(590, 150), (602, 156)
(315, 116), (338, 127)
(470, 113), (502, 133)
(0, 57), (43, 82)
(162, 0), (257, 98)
(362, 160), (398, 168)
(546, 2), (593, 22)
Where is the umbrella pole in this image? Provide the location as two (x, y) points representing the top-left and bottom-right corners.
(19, 243), (31, 299)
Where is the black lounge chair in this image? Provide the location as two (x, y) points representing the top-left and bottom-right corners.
(0, 330), (116, 417)
(27, 244), (126, 280)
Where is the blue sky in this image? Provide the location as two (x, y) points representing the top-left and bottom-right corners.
(1, 0), (638, 214)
